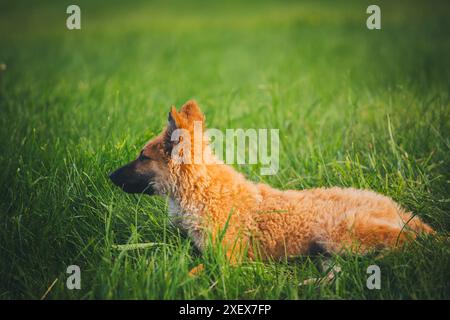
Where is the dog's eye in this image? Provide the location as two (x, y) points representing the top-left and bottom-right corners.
(138, 152), (151, 161)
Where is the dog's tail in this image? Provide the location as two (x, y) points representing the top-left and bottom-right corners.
(401, 212), (435, 234)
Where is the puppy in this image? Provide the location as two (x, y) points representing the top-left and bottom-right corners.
(110, 100), (433, 263)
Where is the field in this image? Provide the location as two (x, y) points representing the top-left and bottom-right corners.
(0, 0), (449, 299)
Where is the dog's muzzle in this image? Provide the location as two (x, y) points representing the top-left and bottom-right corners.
(109, 162), (154, 195)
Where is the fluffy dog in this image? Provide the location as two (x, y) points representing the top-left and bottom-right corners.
(110, 100), (433, 262)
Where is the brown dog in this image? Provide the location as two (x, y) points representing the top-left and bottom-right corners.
(110, 100), (433, 263)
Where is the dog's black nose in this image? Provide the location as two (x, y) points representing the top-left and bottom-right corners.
(109, 170), (120, 186)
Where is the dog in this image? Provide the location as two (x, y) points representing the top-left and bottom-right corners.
(110, 100), (433, 264)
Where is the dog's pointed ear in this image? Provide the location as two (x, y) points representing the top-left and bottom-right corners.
(179, 100), (205, 124)
(164, 106), (185, 154)
(167, 106), (182, 133)
(163, 101), (204, 156)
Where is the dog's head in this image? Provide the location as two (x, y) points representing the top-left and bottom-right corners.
(109, 100), (205, 196)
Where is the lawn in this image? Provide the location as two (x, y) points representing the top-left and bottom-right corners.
(0, 0), (449, 299)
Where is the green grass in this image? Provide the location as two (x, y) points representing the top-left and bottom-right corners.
(1, 0), (449, 299)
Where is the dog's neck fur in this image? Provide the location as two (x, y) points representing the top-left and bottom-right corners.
(165, 162), (215, 250)
(163, 149), (262, 250)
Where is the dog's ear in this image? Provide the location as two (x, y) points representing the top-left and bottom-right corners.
(164, 106), (185, 155)
(164, 101), (205, 156)
(167, 106), (183, 132)
(179, 100), (205, 125)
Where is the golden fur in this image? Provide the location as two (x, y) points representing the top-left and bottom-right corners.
(131, 100), (434, 262)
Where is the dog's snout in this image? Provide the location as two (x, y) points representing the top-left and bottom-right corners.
(109, 169), (122, 186)
(109, 162), (154, 195)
